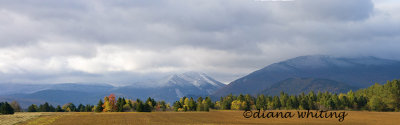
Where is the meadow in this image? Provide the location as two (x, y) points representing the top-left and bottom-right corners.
(6, 110), (399, 125)
(0, 112), (61, 125)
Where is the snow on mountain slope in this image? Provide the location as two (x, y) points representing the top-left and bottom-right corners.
(109, 72), (226, 102)
(165, 72), (225, 89)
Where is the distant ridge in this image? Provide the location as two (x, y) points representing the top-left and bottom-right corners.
(113, 72), (225, 102)
(1, 72), (225, 107)
(213, 55), (400, 97)
(262, 77), (356, 96)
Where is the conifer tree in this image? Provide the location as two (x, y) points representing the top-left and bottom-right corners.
(173, 101), (182, 111)
(256, 94), (266, 110)
(56, 105), (63, 112)
(78, 104), (85, 112)
(0, 102), (14, 114)
(136, 99), (144, 112)
(95, 99), (104, 112)
(28, 104), (37, 112)
(188, 97), (196, 111)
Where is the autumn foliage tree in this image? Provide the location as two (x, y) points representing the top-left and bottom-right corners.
(103, 94), (117, 112)
(10, 101), (21, 112)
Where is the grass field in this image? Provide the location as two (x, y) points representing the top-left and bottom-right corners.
(0, 112), (63, 125)
(9, 110), (400, 125)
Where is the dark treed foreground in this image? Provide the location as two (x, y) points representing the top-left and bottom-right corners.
(1, 79), (400, 115)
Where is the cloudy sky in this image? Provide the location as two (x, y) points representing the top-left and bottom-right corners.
(0, 0), (399, 85)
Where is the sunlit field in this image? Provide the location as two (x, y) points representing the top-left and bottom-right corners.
(13, 110), (400, 125)
(0, 112), (62, 125)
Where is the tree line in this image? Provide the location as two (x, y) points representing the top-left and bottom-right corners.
(172, 96), (212, 111)
(95, 93), (169, 112)
(214, 79), (400, 111)
(1, 79), (400, 114)
(25, 94), (170, 113)
(0, 101), (21, 115)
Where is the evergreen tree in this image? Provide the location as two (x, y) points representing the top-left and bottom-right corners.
(188, 97), (196, 111)
(272, 96), (281, 109)
(238, 94), (245, 101)
(173, 101), (182, 111)
(197, 97), (203, 104)
(205, 96), (214, 109)
(39, 102), (51, 112)
(286, 96), (293, 109)
(0, 102), (14, 114)
(339, 94), (349, 109)
(116, 97), (125, 112)
(128, 100), (133, 109)
(55, 105), (63, 112)
(299, 96), (308, 110)
(280, 92), (289, 109)
(357, 95), (368, 110)
(331, 94), (340, 110)
(308, 91), (317, 110)
(85, 104), (92, 112)
(49, 105), (56, 112)
(159, 101), (167, 111)
(146, 97), (156, 111)
(95, 99), (104, 112)
(143, 102), (152, 112)
(78, 104), (85, 112)
(135, 99), (144, 112)
(121, 98), (126, 111)
(347, 90), (356, 109)
(221, 94), (233, 110)
(256, 94), (266, 110)
(288, 95), (298, 109)
(368, 96), (385, 111)
(28, 104), (38, 112)
(244, 94), (254, 110)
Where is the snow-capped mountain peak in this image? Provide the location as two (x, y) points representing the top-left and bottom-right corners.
(166, 72), (225, 88)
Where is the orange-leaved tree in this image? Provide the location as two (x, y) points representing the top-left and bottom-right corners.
(102, 94), (117, 112)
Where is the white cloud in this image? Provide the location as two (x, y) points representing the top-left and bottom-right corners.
(0, 0), (398, 84)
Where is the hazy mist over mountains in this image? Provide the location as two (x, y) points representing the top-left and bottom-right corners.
(2, 55), (400, 108)
(0, 72), (225, 107)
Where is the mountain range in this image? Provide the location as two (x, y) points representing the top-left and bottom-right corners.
(2, 55), (400, 108)
(111, 72), (225, 103)
(0, 72), (225, 107)
(213, 55), (400, 97)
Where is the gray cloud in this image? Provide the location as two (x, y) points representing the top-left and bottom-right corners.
(0, 0), (398, 84)
(295, 0), (374, 21)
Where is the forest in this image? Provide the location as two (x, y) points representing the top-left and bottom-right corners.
(1, 79), (400, 114)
